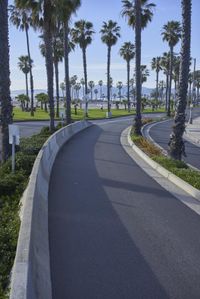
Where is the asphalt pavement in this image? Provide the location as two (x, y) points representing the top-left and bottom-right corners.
(148, 108), (200, 170)
(48, 117), (200, 299)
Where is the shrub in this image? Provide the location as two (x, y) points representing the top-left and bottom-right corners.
(20, 135), (47, 155)
(0, 172), (27, 198)
(0, 198), (20, 294)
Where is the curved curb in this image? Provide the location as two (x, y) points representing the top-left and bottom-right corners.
(127, 127), (200, 201)
(9, 120), (92, 299)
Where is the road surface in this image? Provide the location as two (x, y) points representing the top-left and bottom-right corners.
(48, 117), (200, 299)
(148, 108), (200, 170)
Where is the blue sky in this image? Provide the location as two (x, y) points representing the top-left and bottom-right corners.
(9, 0), (200, 91)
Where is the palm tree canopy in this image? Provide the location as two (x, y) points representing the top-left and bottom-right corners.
(98, 80), (103, 86)
(56, 0), (81, 24)
(18, 55), (32, 74)
(120, 42), (135, 62)
(9, 4), (32, 31)
(121, 0), (156, 30)
(162, 21), (182, 48)
(88, 80), (95, 88)
(71, 19), (95, 49)
(151, 56), (162, 73)
(100, 20), (121, 47)
(161, 52), (171, 74)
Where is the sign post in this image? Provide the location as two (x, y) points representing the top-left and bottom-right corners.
(59, 111), (65, 127)
(9, 125), (20, 173)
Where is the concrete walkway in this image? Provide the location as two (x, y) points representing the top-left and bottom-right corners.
(185, 116), (200, 146)
(49, 118), (200, 299)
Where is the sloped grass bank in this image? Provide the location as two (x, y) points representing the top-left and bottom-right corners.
(0, 126), (56, 298)
(130, 128), (200, 190)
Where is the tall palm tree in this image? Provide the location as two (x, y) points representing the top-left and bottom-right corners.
(162, 20), (182, 116)
(151, 56), (162, 105)
(161, 52), (171, 110)
(172, 55), (181, 103)
(98, 80), (103, 99)
(88, 80), (95, 100)
(18, 55), (32, 104)
(15, 0), (57, 131)
(10, 4), (35, 116)
(169, 0), (191, 160)
(100, 20), (121, 116)
(0, 0), (13, 161)
(117, 81), (123, 102)
(122, 0), (156, 135)
(71, 20), (95, 117)
(120, 42), (135, 112)
(56, 0), (81, 124)
(80, 78), (85, 99)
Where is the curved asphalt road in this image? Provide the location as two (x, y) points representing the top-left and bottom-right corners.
(49, 118), (200, 299)
(148, 109), (200, 169)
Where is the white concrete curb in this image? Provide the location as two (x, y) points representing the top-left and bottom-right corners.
(127, 127), (200, 201)
(9, 120), (92, 299)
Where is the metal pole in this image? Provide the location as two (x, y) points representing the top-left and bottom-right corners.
(12, 135), (16, 173)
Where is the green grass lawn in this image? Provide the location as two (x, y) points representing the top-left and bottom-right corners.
(13, 107), (165, 121)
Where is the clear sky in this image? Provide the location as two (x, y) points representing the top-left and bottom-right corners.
(9, 0), (200, 91)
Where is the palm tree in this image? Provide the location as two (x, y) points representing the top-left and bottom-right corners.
(120, 42), (135, 112)
(151, 56), (162, 105)
(161, 52), (171, 111)
(88, 80), (95, 100)
(18, 55), (32, 106)
(80, 78), (85, 99)
(0, 0), (13, 161)
(35, 93), (48, 112)
(169, 0), (191, 160)
(10, 4), (35, 116)
(141, 64), (149, 85)
(71, 20), (95, 117)
(117, 81), (123, 102)
(162, 20), (182, 116)
(70, 75), (77, 100)
(98, 80), (103, 99)
(56, 0), (81, 124)
(122, 0), (156, 135)
(172, 55), (181, 103)
(100, 20), (121, 116)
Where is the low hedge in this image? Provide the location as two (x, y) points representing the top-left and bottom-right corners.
(0, 126), (52, 298)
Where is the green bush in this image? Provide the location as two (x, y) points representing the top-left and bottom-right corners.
(20, 135), (48, 155)
(0, 172), (27, 198)
(0, 197), (20, 294)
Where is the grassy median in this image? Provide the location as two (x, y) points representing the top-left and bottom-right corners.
(13, 107), (165, 121)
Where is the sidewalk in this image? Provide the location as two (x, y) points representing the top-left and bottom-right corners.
(184, 116), (200, 146)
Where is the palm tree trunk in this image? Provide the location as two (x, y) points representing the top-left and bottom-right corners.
(25, 73), (29, 109)
(0, 0), (13, 161)
(165, 74), (169, 111)
(64, 22), (71, 124)
(54, 61), (60, 118)
(44, 0), (55, 132)
(127, 60), (130, 112)
(169, 0), (191, 160)
(134, 0), (142, 135)
(167, 45), (174, 116)
(107, 45), (111, 114)
(25, 26), (34, 116)
(82, 47), (88, 117)
(156, 70), (159, 106)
